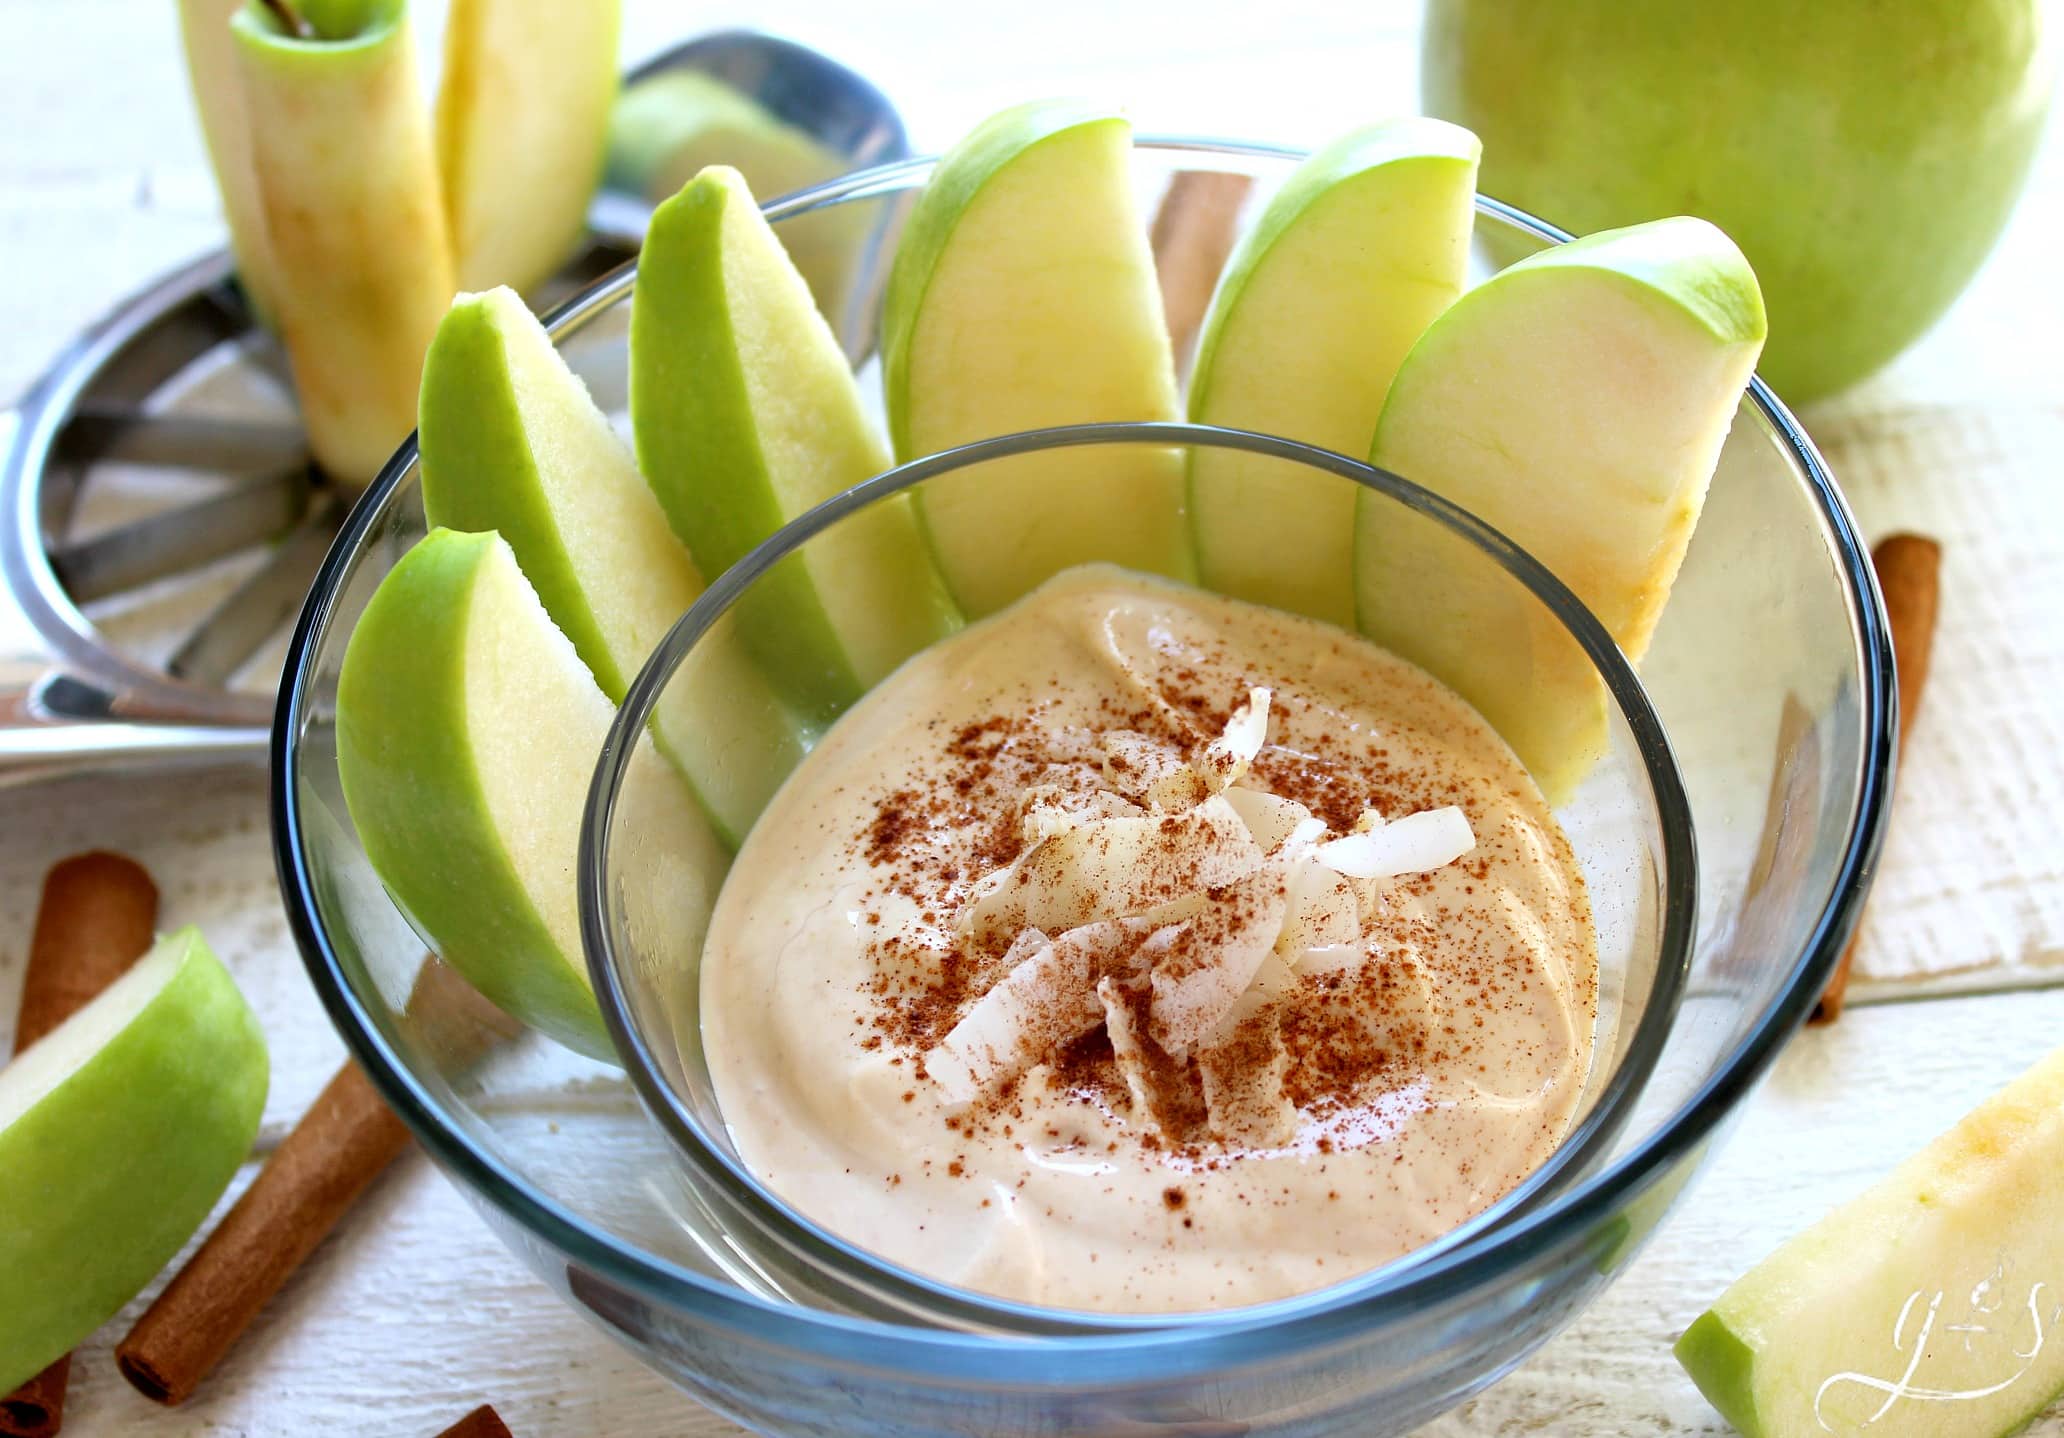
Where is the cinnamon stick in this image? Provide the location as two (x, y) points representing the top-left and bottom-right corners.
(1151, 170), (1252, 377)
(434, 1404), (513, 1438)
(1811, 533), (1942, 1024)
(114, 1057), (409, 1404)
(11, 852), (159, 1051)
(116, 956), (516, 1405)
(1, 852), (159, 1438)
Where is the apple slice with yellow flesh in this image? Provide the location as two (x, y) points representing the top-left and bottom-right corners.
(1356, 216), (1765, 797)
(435, 0), (620, 295)
(230, 0), (454, 485)
(1678, 1042), (2064, 1437)
(882, 100), (1189, 617)
(175, 0), (281, 322)
(607, 72), (843, 202)
(419, 286), (805, 845)
(0, 927), (268, 1394)
(605, 72), (861, 321)
(336, 527), (730, 1058)
(1188, 119), (1480, 627)
(630, 166), (958, 720)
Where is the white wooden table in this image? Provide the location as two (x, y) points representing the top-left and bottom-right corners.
(1, 3), (2059, 1433)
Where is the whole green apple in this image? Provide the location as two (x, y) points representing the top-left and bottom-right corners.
(1422, 0), (2052, 403)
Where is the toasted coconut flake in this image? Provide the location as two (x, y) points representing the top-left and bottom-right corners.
(1146, 865), (1290, 1058)
(929, 681), (1449, 1145)
(928, 921), (1154, 1102)
(1098, 975), (1157, 1124)
(1018, 785), (1145, 845)
(1281, 815), (1329, 855)
(1098, 969), (1203, 1137)
(1194, 687), (1270, 795)
(1313, 805), (1474, 881)
(1200, 949), (1297, 1036)
(1278, 858), (1361, 957)
(1195, 953), (1298, 1146)
(961, 795), (1263, 943)
(1222, 787), (1318, 852)
(1099, 729), (1205, 810)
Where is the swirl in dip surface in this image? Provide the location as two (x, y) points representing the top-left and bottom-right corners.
(699, 565), (1598, 1313)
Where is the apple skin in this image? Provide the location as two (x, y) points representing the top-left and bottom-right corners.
(422, 289), (687, 704)
(230, 0), (454, 486)
(435, 0), (620, 295)
(882, 100), (1189, 616)
(1422, 0), (2052, 403)
(0, 927), (267, 1393)
(337, 528), (729, 1059)
(418, 286), (805, 846)
(1358, 217), (1764, 798)
(175, 0), (280, 323)
(1677, 1043), (2064, 1437)
(631, 166), (958, 721)
(1188, 118), (1480, 627)
(1673, 1313), (1765, 1438)
(339, 528), (606, 1057)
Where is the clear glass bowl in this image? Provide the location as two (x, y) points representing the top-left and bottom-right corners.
(273, 140), (1894, 1436)
(586, 419), (1698, 1335)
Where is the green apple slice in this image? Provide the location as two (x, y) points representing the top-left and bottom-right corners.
(176, 0), (281, 323)
(435, 0), (619, 295)
(0, 927), (267, 1394)
(882, 99), (1189, 616)
(336, 527), (730, 1058)
(230, 0), (455, 485)
(1678, 1044), (2064, 1437)
(1356, 216), (1765, 797)
(1188, 119), (1480, 627)
(419, 286), (804, 844)
(630, 166), (959, 719)
(607, 72), (842, 201)
(602, 68), (854, 307)
(606, 73), (868, 327)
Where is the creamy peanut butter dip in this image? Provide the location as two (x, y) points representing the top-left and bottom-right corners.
(700, 565), (1598, 1313)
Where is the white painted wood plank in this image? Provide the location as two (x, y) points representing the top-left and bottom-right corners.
(1830, 400), (2064, 994)
(53, 1156), (732, 1437)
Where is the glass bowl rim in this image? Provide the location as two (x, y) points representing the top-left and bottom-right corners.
(582, 417), (1702, 1336)
(271, 137), (1896, 1384)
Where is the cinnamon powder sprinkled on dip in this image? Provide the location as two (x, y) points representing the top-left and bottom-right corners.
(699, 565), (1597, 1313)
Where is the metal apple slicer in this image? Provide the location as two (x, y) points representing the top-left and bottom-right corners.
(0, 31), (906, 787)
